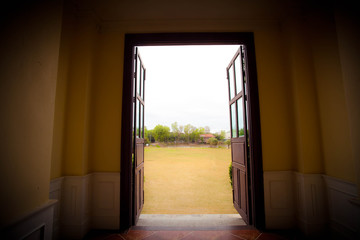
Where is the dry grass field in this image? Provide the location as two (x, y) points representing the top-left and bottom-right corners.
(142, 147), (237, 214)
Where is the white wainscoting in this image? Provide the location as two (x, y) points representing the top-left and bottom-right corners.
(49, 177), (64, 239)
(55, 172), (120, 239)
(2, 200), (57, 240)
(323, 175), (360, 239)
(294, 173), (327, 236)
(91, 172), (120, 229)
(61, 174), (91, 239)
(264, 171), (360, 239)
(263, 171), (296, 229)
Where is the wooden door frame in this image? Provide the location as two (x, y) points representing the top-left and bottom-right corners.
(120, 32), (265, 231)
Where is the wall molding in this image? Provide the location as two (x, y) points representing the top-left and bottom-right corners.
(2, 200), (57, 240)
(54, 171), (359, 239)
(323, 175), (360, 239)
(263, 171), (296, 229)
(91, 172), (120, 229)
(61, 174), (91, 239)
(53, 172), (120, 239)
(294, 173), (327, 236)
(49, 177), (64, 239)
(264, 171), (359, 239)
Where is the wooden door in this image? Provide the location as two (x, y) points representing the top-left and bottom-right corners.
(227, 46), (250, 224)
(133, 47), (146, 224)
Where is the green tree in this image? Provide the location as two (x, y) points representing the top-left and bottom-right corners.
(214, 130), (226, 141)
(225, 139), (231, 149)
(208, 137), (218, 147)
(184, 124), (195, 143)
(190, 128), (201, 143)
(239, 128), (244, 136)
(145, 128), (155, 144)
(171, 122), (181, 144)
(153, 124), (170, 142)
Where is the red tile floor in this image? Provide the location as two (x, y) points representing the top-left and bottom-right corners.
(83, 227), (308, 240)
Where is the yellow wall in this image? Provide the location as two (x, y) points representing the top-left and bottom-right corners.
(54, 0), (358, 185)
(62, 14), (98, 176)
(307, 6), (355, 183)
(51, 2), (74, 179)
(0, 0), (357, 231)
(0, 0), (63, 227)
(255, 28), (297, 171)
(334, 1), (360, 188)
(282, 17), (324, 174)
(89, 33), (124, 172)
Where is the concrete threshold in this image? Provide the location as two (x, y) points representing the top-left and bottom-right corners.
(137, 214), (246, 229)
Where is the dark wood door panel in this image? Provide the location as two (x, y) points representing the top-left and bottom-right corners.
(133, 47), (146, 225)
(239, 169), (247, 214)
(228, 46), (250, 225)
(136, 138), (144, 166)
(232, 141), (245, 165)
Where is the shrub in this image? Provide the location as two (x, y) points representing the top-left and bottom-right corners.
(208, 137), (218, 147)
(229, 162), (233, 188)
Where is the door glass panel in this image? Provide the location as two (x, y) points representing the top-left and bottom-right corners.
(141, 68), (145, 99)
(140, 104), (144, 138)
(228, 65), (235, 100)
(132, 101), (135, 139)
(139, 101), (142, 138)
(237, 99), (244, 137)
(139, 65), (143, 98)
(136, 99), (140, 138)
(235, 55), (243, 94)
(231, 103), (237, 138)
(136, 56), (141, 96)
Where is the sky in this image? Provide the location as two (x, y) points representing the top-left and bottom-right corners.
(138, 45), (240, 134)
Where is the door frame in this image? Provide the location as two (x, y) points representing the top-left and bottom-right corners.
(120, 32), (265, 231)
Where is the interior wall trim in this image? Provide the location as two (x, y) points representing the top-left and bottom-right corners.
(1, 200), (57, 240)
(294, 173), (327, 236)
(264, 171), (360, 238)
(61, 174), (91, 239)
(323, 174), (360, 239)
(263, 171), (296, 229)
(49, 177), (64, 239)
(53, 173), (120, 239)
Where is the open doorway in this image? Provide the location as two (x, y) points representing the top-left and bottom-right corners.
(120, 33), (265, 231)
(136, 45), (243, 228)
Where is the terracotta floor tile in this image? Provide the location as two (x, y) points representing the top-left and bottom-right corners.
(181, 231), (242, 240)
(228, 229), (261, 240)
(119, 230), (155, 240)
(142, 231), (192, 240)
(84, 229), (302, 240)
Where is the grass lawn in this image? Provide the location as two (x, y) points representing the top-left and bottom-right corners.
(142, 147), (237, 214)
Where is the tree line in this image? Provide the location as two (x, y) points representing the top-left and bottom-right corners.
(144, 122), (228, 145)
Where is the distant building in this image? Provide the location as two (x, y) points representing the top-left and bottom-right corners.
(199, 134), (215, 143)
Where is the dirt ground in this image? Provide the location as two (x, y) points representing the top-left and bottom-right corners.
(142, 147), (237, 214)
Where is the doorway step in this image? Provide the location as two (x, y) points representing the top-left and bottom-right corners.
(136, 214), (247, 230)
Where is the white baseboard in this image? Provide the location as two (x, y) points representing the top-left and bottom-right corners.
(49, 177), (64, 239)
(2, 200), (57, 240)
(263, 171), (296, 229)
(323, 175), (360, 239)
(54, 171), (359, 239)
(294, 173), (327, 236)
(54, 172), (120, 239)
(264, 171), (359, 239)
(91, 172), (120, 229)
(61, 174), (91, 239)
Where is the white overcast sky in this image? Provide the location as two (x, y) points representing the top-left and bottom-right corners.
(138, 45), (240, 133)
